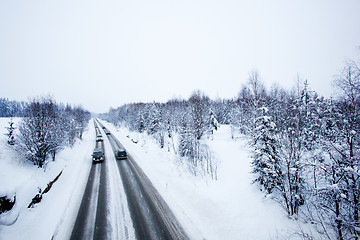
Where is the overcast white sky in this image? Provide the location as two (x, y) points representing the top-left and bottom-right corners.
(1, 0), (359, 113)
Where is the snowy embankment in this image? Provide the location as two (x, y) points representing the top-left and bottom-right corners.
(101, 120), (308, 239)
(0, 118), (95, 240)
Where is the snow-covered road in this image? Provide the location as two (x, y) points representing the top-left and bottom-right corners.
(69, 120), (187, 239)
(69, 120), (135, 240)
(99, 120), (189, 240)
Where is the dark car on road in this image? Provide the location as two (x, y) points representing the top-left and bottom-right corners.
(116, 149), (127, 160)
(96, 134), (103, 142)
(92, 148), (104, 163)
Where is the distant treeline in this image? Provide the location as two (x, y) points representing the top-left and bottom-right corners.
(0, 98), (27, 117)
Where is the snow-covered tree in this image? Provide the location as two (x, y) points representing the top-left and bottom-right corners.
(147, 103), (165, 148)
(209, 109), (219, 135)
(247, 70), (267, 134)
(16, 98), (67, 167)
(136, 104), (147, 133)
(178, 107), (195, 160)
(189, 91), (212, 141)
(252, 107), (281, 194)
(315, 60), (360, 239)
(73, 106), (91, 140)
(6, 118), (15, 145)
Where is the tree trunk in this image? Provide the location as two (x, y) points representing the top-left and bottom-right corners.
(336, 199), (344, 240)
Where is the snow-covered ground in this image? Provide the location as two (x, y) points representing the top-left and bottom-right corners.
(0, 118), (314, 239)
